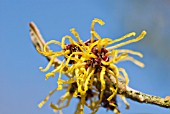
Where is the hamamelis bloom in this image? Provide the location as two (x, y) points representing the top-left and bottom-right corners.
(37, 18), (146, 114)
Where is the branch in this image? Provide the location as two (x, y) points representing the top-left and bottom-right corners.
(117, 81), (170, 108)
(29, 22), (170, 109)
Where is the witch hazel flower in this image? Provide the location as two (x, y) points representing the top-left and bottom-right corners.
(30, 18), (146, 114)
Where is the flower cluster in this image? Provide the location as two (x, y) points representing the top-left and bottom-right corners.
(37, 18), (146, 114)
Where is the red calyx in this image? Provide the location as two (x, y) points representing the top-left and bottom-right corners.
(66, 44), (73, 50)
(92, 47), (98, 55)
(103, 56), (109, 62)
(101, 48), (108, 54)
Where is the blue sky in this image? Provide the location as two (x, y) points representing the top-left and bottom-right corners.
(0, 0), (170, 114)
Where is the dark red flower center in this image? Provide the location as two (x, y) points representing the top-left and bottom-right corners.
(64, 39), (110, 70)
